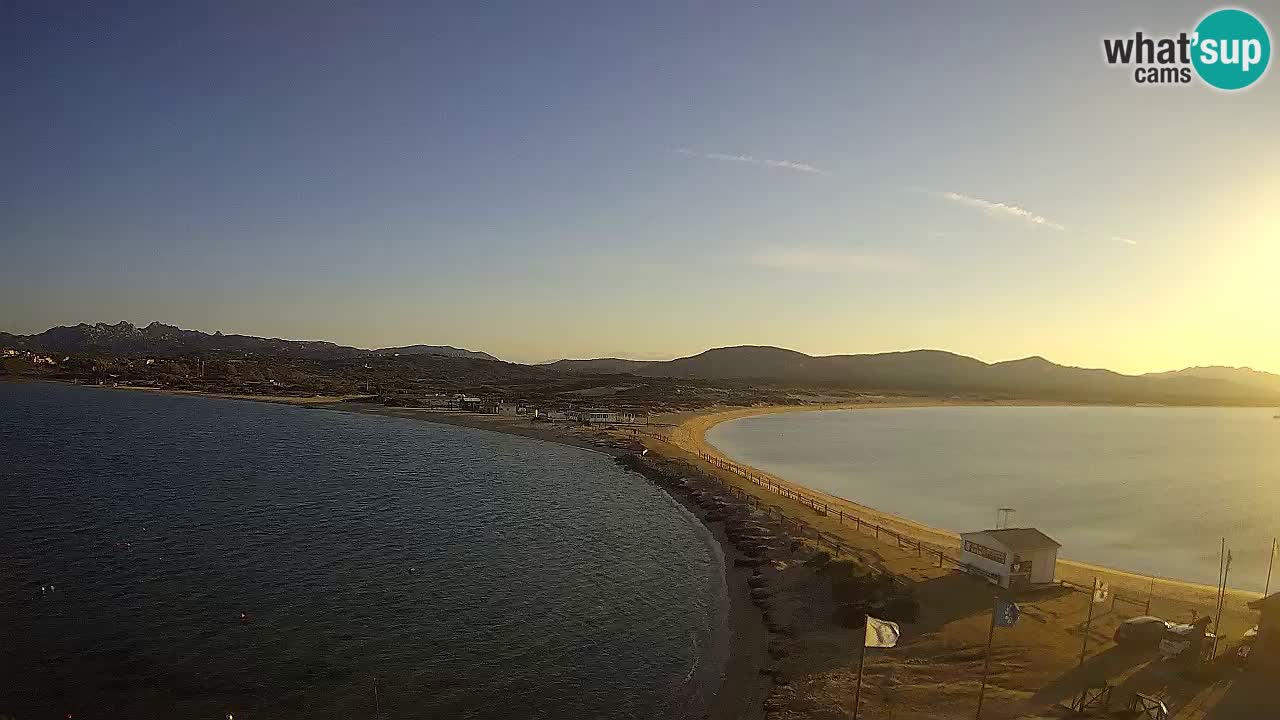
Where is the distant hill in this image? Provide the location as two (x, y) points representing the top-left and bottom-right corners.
(542, 358), (658, 374)
(1144, 366), (1280, 394)
(624, 345), (1280, 405)
(527, 345), (1280, 405)
(375, 345), (499, 362)
(0, 322), (496, 361)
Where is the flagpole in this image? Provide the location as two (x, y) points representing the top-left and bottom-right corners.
(853, 629), (868, 720)
(975, 594), (998, 719)
(1078, 576), (1097, 667)
(1265, 537), (1276, 598)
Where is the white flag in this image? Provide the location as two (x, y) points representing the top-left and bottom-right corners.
(1093, 581), (1110, 604)
(864, 616), (900, 648)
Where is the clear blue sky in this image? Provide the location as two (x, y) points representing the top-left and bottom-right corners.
(3, 2), (1277, 371)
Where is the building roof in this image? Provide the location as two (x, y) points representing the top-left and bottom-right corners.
(963, 527), (1061, 552)
(1248, 592), (1280, 611)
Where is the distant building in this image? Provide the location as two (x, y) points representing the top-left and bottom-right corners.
(416, 396), (455, 409)
(1, 348), (18, 357)
(574, 409), (641, 425)
(30, 354), (57, 366)
(959, 528), (1060, 589)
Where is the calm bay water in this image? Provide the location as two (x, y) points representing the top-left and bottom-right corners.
(1, 382), (727, 719)
(708, 406), (1280, 592)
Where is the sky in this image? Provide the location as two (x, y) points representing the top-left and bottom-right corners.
(3, 2), (1278, 372)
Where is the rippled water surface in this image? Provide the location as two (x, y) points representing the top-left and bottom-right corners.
(1, 382), (726, 719)
(708, 406), (1280, 591)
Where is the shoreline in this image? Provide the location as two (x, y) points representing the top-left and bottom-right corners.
(316, 403), (772, 718)
(10, 380), (1271, 716)
(676, 401), (1265, 602)
(3, 380), (771, 719)
(22, 379), (1267, 600)
(633, 404), (1268, 717)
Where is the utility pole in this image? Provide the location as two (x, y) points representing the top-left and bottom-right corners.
(1213, 540), (1231, 658)
(1265, 537), (1276, 598)
(1078, 577), (1100, 667)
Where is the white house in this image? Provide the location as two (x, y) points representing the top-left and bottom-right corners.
(959, 528), (1060, 589)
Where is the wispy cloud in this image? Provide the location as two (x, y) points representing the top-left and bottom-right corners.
(750, 247), (915, 273)
(675, 148), (826, 174)
(1111, 236), (1139, 245)
(939, 191), (1066, 231)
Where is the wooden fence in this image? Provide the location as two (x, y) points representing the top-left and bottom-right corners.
(1060, 578), (1153, 616)
(628, 426), (1162, 611)
(626, 427), (968, 571)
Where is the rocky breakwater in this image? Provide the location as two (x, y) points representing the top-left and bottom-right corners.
(617, 452), (920, 718)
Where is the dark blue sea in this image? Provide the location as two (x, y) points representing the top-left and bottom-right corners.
(0, 382), (728, 719)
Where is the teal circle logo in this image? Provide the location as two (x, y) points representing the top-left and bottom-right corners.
(1192, 9), (1271, 90)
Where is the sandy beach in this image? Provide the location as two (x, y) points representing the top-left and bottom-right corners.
(638, 401), (1270, 719)
(326, 397), (1272, 717)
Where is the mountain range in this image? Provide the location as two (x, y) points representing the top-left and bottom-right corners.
(4, 322), (1279, 405)
(1143, 366), (1280, 394)
(0, 322), (497, 361)
(552, 346), (1280, 404)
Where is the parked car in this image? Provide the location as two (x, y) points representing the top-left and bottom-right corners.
(1158, 617), (1215, 660)
(1114, 616), (1172, 648)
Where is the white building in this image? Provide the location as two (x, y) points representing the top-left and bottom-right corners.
(574, 409), (640, 424)
(959, 528), (1061, 589)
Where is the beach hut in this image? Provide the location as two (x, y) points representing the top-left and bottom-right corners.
(959, 528), (1061, 589)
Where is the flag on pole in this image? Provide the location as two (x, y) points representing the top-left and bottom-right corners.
(1093, 580), (1110, 604)
(864, 616), (900, 648)
(994, 598), (1020, 627)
